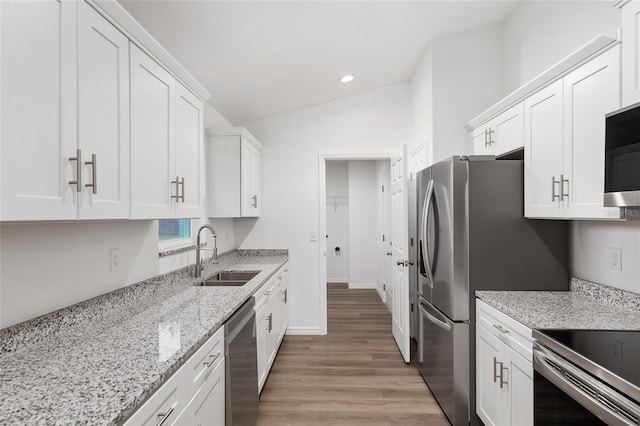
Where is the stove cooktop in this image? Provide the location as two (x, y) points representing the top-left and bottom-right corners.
(537, 329), (640, 390)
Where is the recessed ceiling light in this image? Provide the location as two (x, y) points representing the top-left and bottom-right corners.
(338, 74), (354, 83)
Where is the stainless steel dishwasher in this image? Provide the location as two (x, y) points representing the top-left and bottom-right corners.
(225, 298), (259, 425)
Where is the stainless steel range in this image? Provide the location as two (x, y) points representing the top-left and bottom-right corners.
(416, 155), (570, 425)
(533, 329), (640, 425)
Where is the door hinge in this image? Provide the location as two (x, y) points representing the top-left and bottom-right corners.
(382, 185), (385, 192)
(383, 284), (386, 291)
(382, 234), (385, 242)
(410, 237), (414, 247)
(411, 303), (414, 312)
(410, 172), (414, 181)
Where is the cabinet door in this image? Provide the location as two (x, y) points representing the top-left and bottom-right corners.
(77, 1), (129, 220)
(172, 357), (225, 426)
(175, 83), (203, 218)
(256, 306), (269, 393)
(524, 80), (564, 218)
(476, 324), (506, 426)
(130, 44), (176, 219)
(504, 346), (533, 426)
(240, 139), (252, 217)
(472, 127), (491, 155)
(250, 146), (262, 216)
(265, 297), (278, 371)
(563, 47), (622, 219)
(492, 102), (524, 155)
(623, 0), (640, 106)
(1, 0), (77, 221)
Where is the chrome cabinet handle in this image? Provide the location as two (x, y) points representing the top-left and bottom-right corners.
(500, 365), (509, 389)
(179, 177), (185, 202)
(493, 357), (503, 383)
(156, 407), (174, 426)
(203, 351), (221, 368)
(561, 174), (569, 199)
(484, 129), (489, 147)
(85, 154), (97, 194)
(252, 194), (258, 208)
(488, 129), (495, 145)
(268, 313), (273, 333)
(171, 176), (179, 201)
(69, 149), (82, 192)
(552, 176), (560, 201)
(492, 324), (509, 334)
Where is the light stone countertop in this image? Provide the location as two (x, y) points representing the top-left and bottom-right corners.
(476, 278), (640, 331)
(0, 249), (288, 425)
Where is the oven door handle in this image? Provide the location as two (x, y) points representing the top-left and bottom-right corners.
(533, 343), (640, 426)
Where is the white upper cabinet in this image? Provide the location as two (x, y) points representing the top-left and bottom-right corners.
(473, 103), (524, 156)
(175, 84), (204, 217)
(77, 0), (130, 220)
(562, 47), (621, 219)
(1, 0), (131, 222)
(207, 128), (263, 218)
(130, 44), (176, 220)
(525, 47), (622, 219)
(1, 0), (78, 221)
(524, 80), (565, 219)
(130, 45), (204, 220)
(622, 0), (640, 106)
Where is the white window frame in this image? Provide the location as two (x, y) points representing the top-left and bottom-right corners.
(158, 218), (199, 252)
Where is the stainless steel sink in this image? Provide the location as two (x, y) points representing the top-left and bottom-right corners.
(196, 271), (259, 287)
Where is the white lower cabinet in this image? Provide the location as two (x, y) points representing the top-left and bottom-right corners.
(125, 327), (225, 426)
(255, 263), (289, 394)
(476, 299), (533, 426)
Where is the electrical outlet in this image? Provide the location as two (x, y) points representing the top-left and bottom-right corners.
(110, 248), (121, 272)
(309, 231), (318, 242)
(609, 247), (622, 271)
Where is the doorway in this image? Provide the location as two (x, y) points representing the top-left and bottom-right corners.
(318, 154), (394, 335)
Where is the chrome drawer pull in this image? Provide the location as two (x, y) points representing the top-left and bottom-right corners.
(492, 324), (509, 334)
(156, 407), (174, 426)
(85, 154), (97, 194)
(203, 351), (221, 368)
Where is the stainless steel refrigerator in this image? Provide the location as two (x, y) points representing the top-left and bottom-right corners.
(417, 155), (569, 426)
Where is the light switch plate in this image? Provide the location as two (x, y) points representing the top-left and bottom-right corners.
(110, 248), (121, 272)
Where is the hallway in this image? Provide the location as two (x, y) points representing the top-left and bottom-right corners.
(256, 285), (449, 425)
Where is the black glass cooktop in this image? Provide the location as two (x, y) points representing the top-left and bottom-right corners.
(538, 329), (640, 389)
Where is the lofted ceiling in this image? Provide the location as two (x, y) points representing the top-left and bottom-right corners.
(119, 1), (519, 125)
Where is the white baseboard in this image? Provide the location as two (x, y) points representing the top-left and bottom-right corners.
(376, 286), (386, 302)
(285, 326), (326, 336)
(348, 282), (377, 289)
(327, 278), (349, 284)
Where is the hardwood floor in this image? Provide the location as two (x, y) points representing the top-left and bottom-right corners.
(256, 285), (449, 425)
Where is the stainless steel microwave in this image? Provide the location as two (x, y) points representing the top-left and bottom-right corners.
(604, 102), (640, 207)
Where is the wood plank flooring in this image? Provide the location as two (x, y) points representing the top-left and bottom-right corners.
(256, 285), (449, 425)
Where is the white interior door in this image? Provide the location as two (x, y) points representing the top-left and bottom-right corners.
(390, 146), (410, 363)
(382, 169), (392, 310)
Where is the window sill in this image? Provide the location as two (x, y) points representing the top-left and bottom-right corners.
(158, 241), (206, 258)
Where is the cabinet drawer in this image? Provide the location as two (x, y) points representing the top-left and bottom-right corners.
(124, 364), (186, 426)
(476, 299), (532, 362)
(184, 326), (224, 397)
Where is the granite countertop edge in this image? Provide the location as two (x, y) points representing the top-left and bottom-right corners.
(0, 249), (289, 426)
(475, 278), (640, 331)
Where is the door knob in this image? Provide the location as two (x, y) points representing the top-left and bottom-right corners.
(397, 259), (404, 266)
(396, 259), (415, 267)
(386, 251), (392, 256)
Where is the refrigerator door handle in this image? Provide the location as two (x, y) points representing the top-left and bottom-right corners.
(421, 179), (435, 289)
(419, 300), (452, 333)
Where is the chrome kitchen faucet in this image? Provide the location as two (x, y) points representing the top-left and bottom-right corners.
(194, 224), (218, 278)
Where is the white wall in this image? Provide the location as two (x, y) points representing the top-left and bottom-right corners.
(571, 221), (640, 294)
(502, 1), (621, 95)
(0, 102), (237, 328)
(325, 161), (349, 283)
(242, 84), (411, 334)
(347, 161), (378, 289)
(409, 25), (503, 164)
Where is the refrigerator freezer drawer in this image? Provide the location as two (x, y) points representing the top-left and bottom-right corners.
(418, 298), (470, 426)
